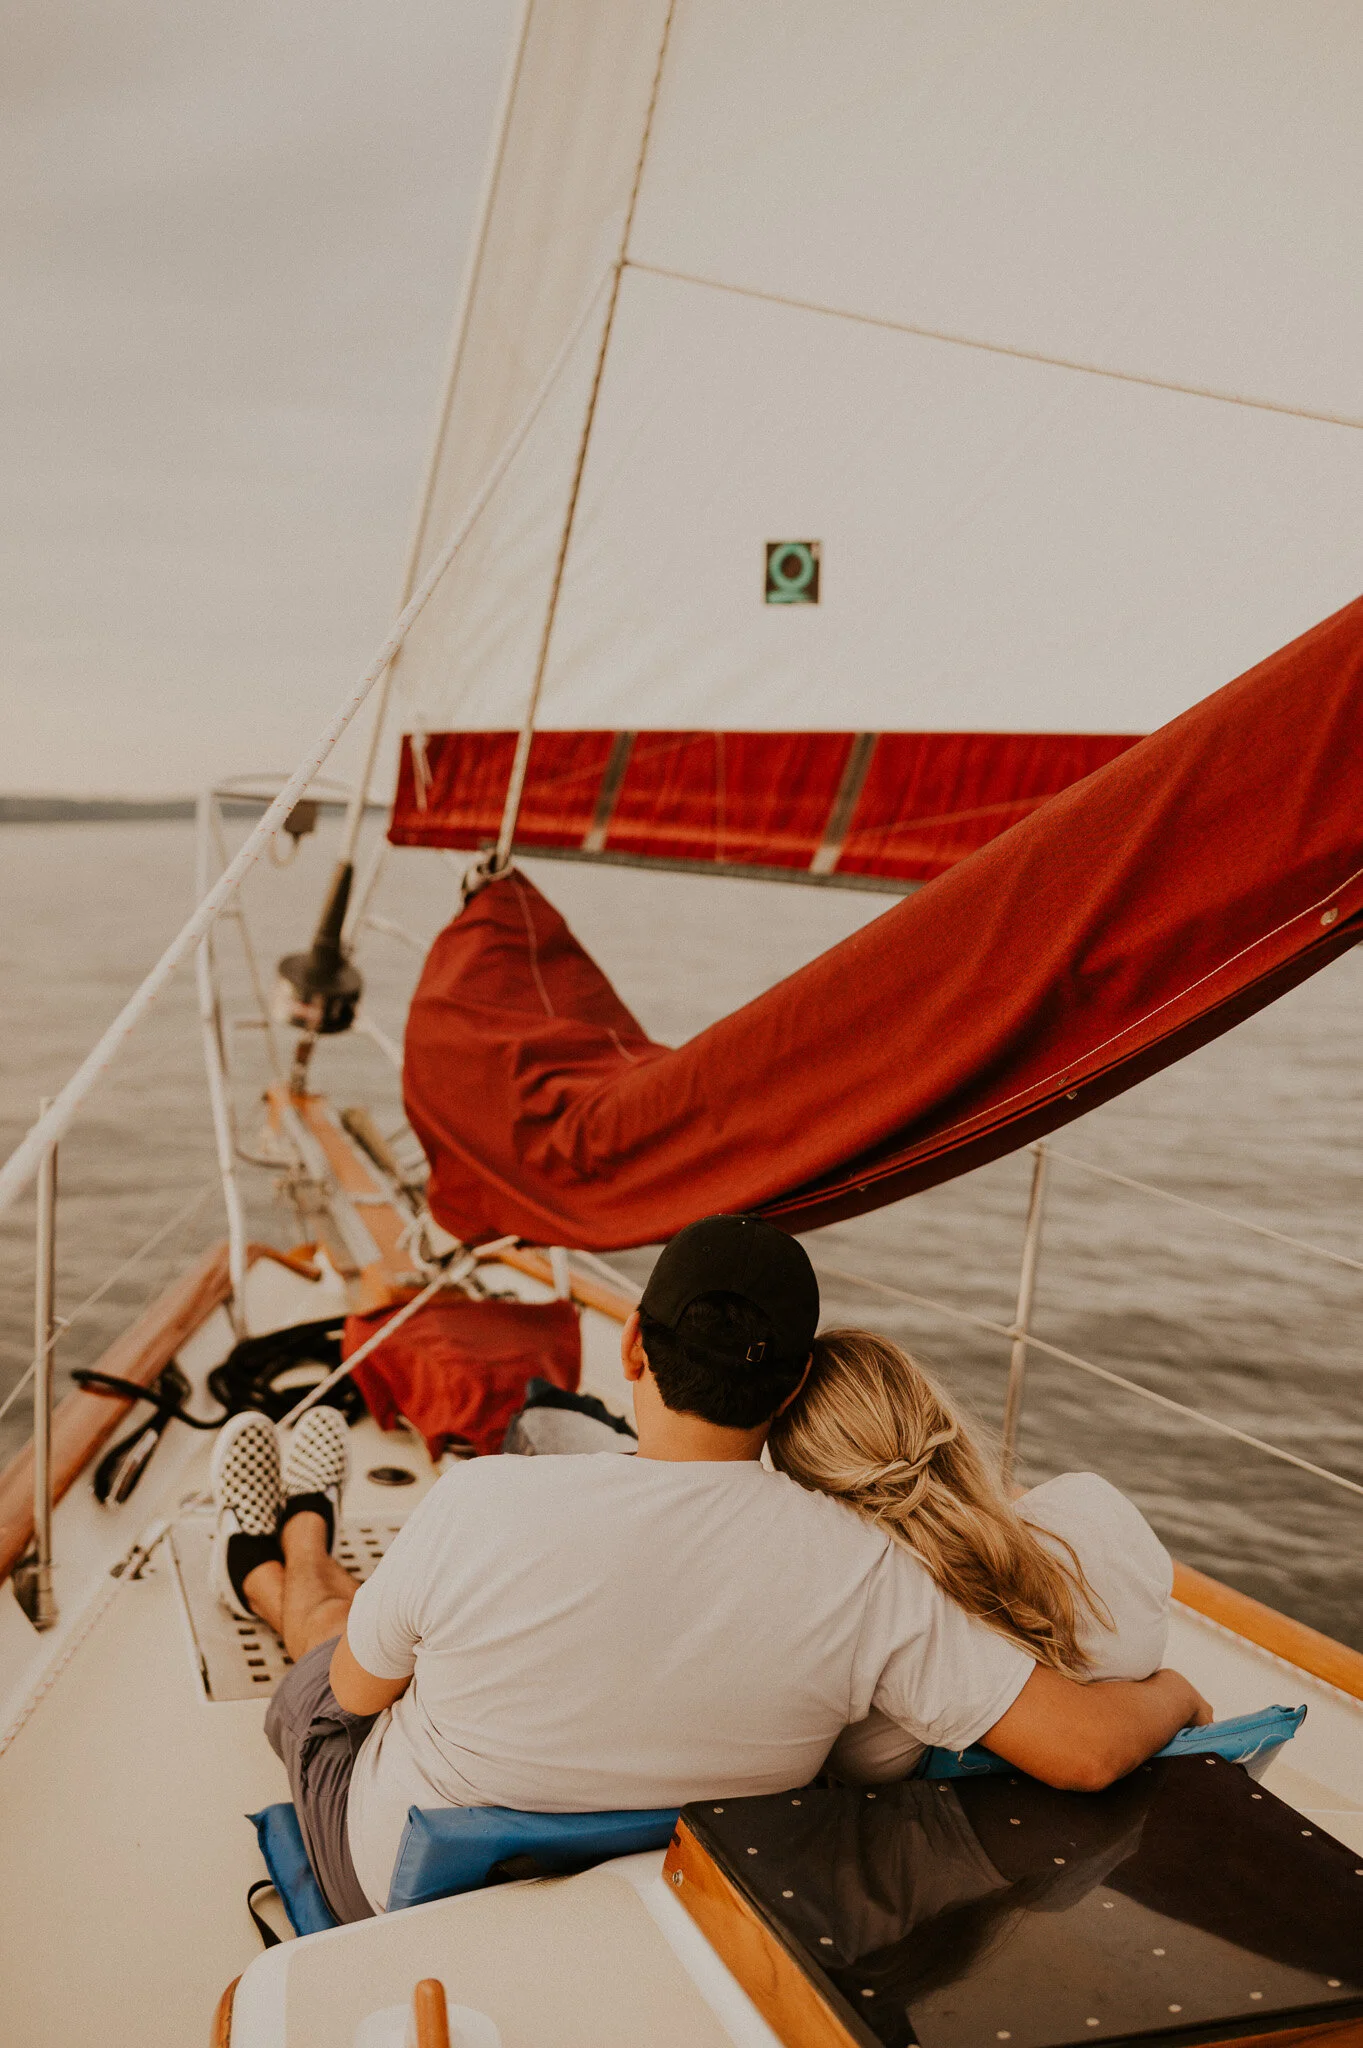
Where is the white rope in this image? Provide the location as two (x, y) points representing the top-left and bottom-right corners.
(815, 1258), (1363, 1501)
(353, 1011), (405, 1072)
(0, 267), (614, 1226)
(1043, 1146), (1363, 1277)
(566, 1247), (643, 1301)
(491, 10), (676, 872)
(0, 1363), (35, 1433)
(361, 912), (426, 953)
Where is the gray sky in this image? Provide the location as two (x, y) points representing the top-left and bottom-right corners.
(1, 0), (514, 795)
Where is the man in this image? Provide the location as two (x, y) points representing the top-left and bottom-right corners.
(212, 1214), (1210, 1922)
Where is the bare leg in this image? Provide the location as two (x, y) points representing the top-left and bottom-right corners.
(243, 1511), (361, 1661)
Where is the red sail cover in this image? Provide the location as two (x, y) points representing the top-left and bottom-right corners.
(404, 599), (1363, 1250)
(389, 730), (1138, 886)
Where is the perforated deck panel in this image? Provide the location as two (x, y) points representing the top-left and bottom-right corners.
(168, 1513), (404, 1702)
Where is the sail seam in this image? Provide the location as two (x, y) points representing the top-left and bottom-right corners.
(624, 260), (1363, 433)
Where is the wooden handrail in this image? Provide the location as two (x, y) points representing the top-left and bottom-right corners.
(412, 1979), (451, 2048)
(0, 1239), (321, 1587)
(210, 1975), (239, 2047)
(1172, 1560), (1363, 1704)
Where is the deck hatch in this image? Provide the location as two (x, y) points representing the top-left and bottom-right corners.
(668, 1759), (1363, 2048)
(168, 1514), (404, 1702)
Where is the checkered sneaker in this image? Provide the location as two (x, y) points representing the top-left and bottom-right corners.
(210, 1409), (283, 1618)
(280, 1403), (350, 1531)
(212, 1409), (282, 1535)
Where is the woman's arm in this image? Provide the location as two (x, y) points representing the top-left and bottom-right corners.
(982, 1665), (1212, 1791)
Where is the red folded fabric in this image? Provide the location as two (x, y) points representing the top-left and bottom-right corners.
(345, 1295), (581, 1458)
(404, 595), (1363, 1248)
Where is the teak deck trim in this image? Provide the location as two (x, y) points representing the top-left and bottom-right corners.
(1173, 1561), (1363, 1704)
(664, 1817), (867, 2048)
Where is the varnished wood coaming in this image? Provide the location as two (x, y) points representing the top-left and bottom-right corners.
(664, 1818), (870, 2048)
(665, 1820), (1363, 2048)
(1173, 1562), (1363, 1704)
(209, 1975), (238, 2047)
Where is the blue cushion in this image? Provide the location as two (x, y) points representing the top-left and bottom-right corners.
(386, 1804), (681, 1914)
(918, 1703), (1306, 1779)
(249, 1803), (339, 1936)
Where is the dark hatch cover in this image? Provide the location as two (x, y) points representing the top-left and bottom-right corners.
(681, 1757), (1363, 2048)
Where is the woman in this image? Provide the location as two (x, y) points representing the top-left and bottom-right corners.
(767, 1327), (1173, 1783)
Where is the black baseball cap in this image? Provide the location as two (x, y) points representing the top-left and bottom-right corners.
(639, 1214), (819, 1365)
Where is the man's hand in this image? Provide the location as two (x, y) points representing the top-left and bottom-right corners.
(981, 1666), (1213, 1792)
(329, 1632), (411, 1716)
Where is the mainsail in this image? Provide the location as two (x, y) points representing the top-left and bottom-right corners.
(388, 1), (1363, 886)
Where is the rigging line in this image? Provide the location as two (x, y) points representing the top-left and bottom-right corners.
(1043, 1147), (1363, 1278)
(277, 1232), (516, 1427)
(393, 0), (536, 619)
(565, 1247), (643, 1301)
(0, 1363), (35, 1432)
(353, 1011), (405, 1073)
(361, 912), (426, 953)
(208, 800), (287, 1086)
(338, 0), (538, 872)
(814, 1259), (1363, 1501)
(493, 1), (679, 870)
(56, 1181), (220, 1337)
(0, 264), (615, 1226)
(624, 261), (1363, 433)
(0, 1182), (218, 1432)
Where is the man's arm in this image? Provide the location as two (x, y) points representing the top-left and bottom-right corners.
(330, 1631), (411, 1716)
(981, 1665), (1212, 1792)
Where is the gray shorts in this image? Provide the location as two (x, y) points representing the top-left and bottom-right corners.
(264, 1636), (377, 1924)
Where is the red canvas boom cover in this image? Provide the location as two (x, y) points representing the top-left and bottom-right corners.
(403, 600), (1363, 1250)
(390, 729), (1138, 886)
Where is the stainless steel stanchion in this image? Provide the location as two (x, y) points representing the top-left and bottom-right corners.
(15, 1098), (59, 1631)
(1000, 1141), (1048, 1489)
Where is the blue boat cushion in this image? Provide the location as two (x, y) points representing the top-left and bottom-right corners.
(386, 1804), (681, 1914)
(249, 1803), (340, 1936)
(918, 1703), (1306, 1779)
(248, 1801), (680, 1929)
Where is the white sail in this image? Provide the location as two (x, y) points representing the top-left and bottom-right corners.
(393, 0), (1363, 745)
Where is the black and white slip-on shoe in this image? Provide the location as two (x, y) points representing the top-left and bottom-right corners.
(278, 1403), (350, 1552)
(210, 1409), (284, 1619)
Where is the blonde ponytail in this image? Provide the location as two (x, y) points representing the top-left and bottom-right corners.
(768, 1329), (1109, 1673)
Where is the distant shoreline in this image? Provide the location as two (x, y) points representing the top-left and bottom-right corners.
(0, 796), (383, 823)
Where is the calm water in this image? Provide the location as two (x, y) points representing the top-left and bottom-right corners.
(2, 820), (1360, 1647)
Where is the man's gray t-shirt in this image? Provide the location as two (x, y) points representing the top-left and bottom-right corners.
(343, 1454), (1032, 1911)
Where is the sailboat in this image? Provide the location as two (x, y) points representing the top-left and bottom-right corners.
(2, 5), (1362, 2044)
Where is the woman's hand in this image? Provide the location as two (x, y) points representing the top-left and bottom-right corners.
(1179, 1675), (1215, 1728)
